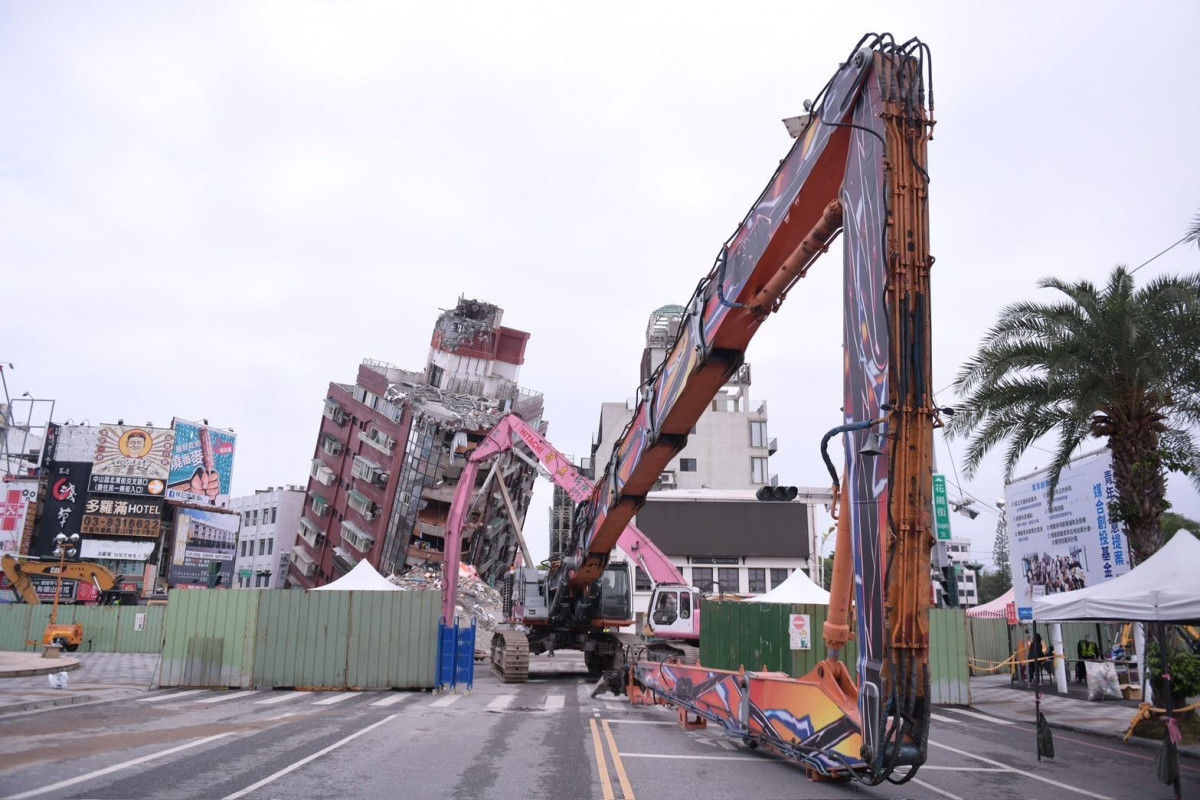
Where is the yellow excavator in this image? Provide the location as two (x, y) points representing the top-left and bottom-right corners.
(1, 554), (140, 651)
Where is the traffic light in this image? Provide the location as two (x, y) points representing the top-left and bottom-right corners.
(939, 564), (960, 608)
(756, 485), (798, 502)
(206, 560), (223, 589)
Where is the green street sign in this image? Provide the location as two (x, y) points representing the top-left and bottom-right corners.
(932, 474), (952, 541)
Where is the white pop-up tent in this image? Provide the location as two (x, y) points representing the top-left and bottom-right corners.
(747, 568), (830, 605)
(1032, 531), (1200, 623)
(310, 559), (401, 592)
(966, 588), (1016, 620)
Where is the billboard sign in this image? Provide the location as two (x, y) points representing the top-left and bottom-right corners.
(1007, 450), (1130, 621)
(35, 462), (91, 556)
(80, 538), (156, 561)
(91, 425), (173, 497)
(167, 420), (237, 507)
(932, 474), (952, 541)
(1, 481), (38, 558)
(81, 497), (164, 539)
(168, 506), (238, 587)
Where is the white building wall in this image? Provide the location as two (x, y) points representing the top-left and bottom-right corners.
(230, 486), (305, 589)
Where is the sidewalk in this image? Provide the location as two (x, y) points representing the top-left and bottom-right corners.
(969, 673), (1200, 759)
(0, 652), (160, 715)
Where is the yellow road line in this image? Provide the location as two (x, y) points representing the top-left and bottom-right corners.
(601, 720), (636, 800)
(589, 718), (616, 800)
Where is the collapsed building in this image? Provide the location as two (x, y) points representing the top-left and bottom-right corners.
(290, 298), (545, 588)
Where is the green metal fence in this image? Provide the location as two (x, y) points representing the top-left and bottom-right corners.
(699, 600), (970, 705)
(0, 603), (166, 653)
(158, 589), (440, 690)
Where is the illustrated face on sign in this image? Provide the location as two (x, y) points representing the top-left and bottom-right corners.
(121, 431), (150, 458)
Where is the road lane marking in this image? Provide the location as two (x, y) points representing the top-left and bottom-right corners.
(312, 693), (358, 706)
(910, 777), (964, 800)
(3, 733), (234, 800)
(255, 693), (306, 705)
(222, 714), (397, 800)
(930, 713), (964, 725)
(137, 690), (205, 703)
(487, 695), (515, 712)
(543, 694), (565, 711)
(929, 740), (1112, 799)
(920, 767), (1008, 771)
(601, 720), (636, 800)
(941, 708), (1014, 725)
(1053, 733), (1200, 775)
(431, 693), (463, 707)
(197, 691), (259, 704)
(589, 719), (616, 800)
(602, 720), (675, 725)
(618, 753), (771, 761)
(370, 693), (417, 707)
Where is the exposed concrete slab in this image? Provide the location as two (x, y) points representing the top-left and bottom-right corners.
(0, 650), (81, 678)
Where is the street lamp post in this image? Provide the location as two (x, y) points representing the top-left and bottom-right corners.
(49, 533), (80, 629)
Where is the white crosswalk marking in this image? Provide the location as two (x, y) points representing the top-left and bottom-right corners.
(543, 694), (565, 711)
(487, 695), (515, 711)
(430, 693), (463, 707)
(931, 712), (964, 725)
(138, 690), (205, 703)
(369, 693), (416, 707)
(942, 708), (1014, 726)
(255, 692), (307, 705)
(196, 691), (259, 704)
(313, 693), (358, 706)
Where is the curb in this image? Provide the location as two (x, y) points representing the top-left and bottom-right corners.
(0, 692), (99, 715)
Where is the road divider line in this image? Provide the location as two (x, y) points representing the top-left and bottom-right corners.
(3, 733), (234, 800)
(222, 714), (398, 800)
(312, 693), (358, 706)
(929, 740), (1112, 799)
(487, 695), (515, 712)
(255, 693), (306, 705)
(197, 691), (258, 705)
(941, 708), (1014, 725)
(602, 720), (675, 726)
(618, 753), (772, 761)
(930, 713), (964, 725)
(601, 720), (635, 800)
(920, 766), (1008, 771)
(137, 690), (205, 703)
(370, 693), (416, 707)
(431, 693), (462, 707)
(589, 718), (616, 800)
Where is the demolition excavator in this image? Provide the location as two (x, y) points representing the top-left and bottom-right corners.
(449, 32), (937, 784)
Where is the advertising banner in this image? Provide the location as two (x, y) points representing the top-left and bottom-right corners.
(35, 462), (92, 556)
(92, 425), (173, 494)
(168, 506), (238, 587)
(1, 480), (38, 558)
(80, 538), (156, 561)
(167, 420), (237, 507)
(80, 497), (164, 539)
(1007, 450), (1131, 621)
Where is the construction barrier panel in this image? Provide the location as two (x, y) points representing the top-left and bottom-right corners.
(0, 603), (166, 653)
(158, 589), (439, 690)
(966, 617), (1114, 677)
(699, 600), (970, 705)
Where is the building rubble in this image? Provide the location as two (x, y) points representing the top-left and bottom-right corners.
(388, 563), (504, 650)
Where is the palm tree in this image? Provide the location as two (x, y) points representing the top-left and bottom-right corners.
(1188, 211), (1200, 250)
(947, 266), (1200, 566)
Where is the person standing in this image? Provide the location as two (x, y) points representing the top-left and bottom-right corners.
(1076, 634), (1099, 684)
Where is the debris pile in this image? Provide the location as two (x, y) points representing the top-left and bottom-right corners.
(389, 563), (504, 638)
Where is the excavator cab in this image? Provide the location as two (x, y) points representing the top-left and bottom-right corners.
(646, 584), (700, 638)
(594, 563), (632, 625)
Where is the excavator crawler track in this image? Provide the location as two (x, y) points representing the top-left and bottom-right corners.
(491, 630), (530, 683)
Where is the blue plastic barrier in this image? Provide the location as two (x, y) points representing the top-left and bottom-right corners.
(436, 616), (477, 691)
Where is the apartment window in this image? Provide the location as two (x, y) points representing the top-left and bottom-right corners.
(243, 511), (251, 526)
(750, 421), (768, 448)
(717, 568), (740, 594)
(691, 567), (714, 593)
(635, 567), (652, 592)
(428, 364), (444, 388)
(679, 458), (697, 472)
(748, 568), (766, 593)
(239, 541), (247, 557)
(259, 539), (267, 556)
(252, 509), (259, 526)
(770, 568), (790, 589)
(266, 539), (273, 556)
(750, 457), (768, 484)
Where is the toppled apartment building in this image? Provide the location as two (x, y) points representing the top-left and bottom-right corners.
(290, 297), (545, 589)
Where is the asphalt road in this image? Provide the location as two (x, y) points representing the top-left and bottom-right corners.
(0, 654), (1194, 800)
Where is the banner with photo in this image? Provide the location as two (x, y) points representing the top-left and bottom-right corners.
(168, 506), (239, 587)
(1007, 450), (1131, 621)
(81, 497), (164, 539)
(1, 480), (39, 558)
(167, 419), (237, 507)
(91, 425), (173, 497)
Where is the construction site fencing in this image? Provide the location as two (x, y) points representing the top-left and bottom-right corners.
(966, 617), (1115, 677)
(699, 600), (970, 705)
(0, 603), (166, 653)
(158, 589), (440, 690)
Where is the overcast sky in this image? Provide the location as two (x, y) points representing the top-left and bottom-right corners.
(3, 3), (1198, 567)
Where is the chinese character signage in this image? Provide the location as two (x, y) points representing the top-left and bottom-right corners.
(90, 425), (173, 498)
(789, 613), (812, 650)
(932, 474), (952, 541)
(168, 506), (238, 587)
(1007, 450), (1130, 621)
(79, 538), (156, 561)
(34, 462), (91, 556)
(81, 498), (164, 539)
(1, 481), (38, 558)
(167, 420), (237, 507)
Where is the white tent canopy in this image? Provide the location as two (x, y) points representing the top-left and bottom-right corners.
(966, 587), (1015, 620)
(1032, 531), (1200, 623)
(310, 559), (401, 592)
(747, 568), (830, 605)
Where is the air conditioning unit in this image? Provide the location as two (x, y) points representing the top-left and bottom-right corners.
(659, 472), (676, 486)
